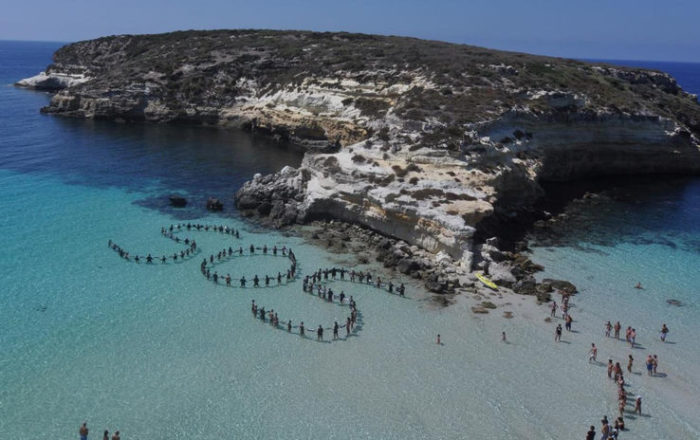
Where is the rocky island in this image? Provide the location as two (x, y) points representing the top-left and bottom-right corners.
(19, 30), (700, 296)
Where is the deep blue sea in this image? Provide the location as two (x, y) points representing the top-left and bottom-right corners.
(1, 41), (699, 439)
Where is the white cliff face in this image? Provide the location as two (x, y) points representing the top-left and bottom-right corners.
(16, 71), (91, 91)
(23, 31), (700, 270)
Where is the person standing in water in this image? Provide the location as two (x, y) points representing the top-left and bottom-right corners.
(79, 422), (89, 440)
(588, 343), (597, 363)
(502, 331), (506, 342)
(586, 425), (595, 440)
(646, 355), (654, 376)
(102, 431), (109, 440)
(660, 324), (669, 342)
(111, 431), (120, 440)
(614, 321), (621, 339)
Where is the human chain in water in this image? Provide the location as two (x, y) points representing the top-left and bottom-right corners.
(108, 223), (240, 263)
(200, 244), (298, 288)
(108, 223), (408, 343)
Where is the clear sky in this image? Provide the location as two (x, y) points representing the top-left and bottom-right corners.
(1, 0), (699, 62)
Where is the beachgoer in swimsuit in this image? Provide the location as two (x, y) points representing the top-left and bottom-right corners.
(79, 422), (88, 440)
(586, 425), (595, 440)
(627, 355), (633, 373)
(555, 324), (562, 342)
(660, 324), (669, 342)
(588, 343), (597, 363)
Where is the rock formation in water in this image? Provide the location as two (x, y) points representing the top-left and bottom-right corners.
(19, 30), (700, 281)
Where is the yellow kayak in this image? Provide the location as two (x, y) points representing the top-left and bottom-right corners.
(475, 272), (498, 290)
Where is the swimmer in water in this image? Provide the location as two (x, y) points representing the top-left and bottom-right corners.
(635, 282), (643, 289)
(240, 277), (246, 287)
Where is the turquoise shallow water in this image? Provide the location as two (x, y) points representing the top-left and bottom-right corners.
(1, 42), (700, 439)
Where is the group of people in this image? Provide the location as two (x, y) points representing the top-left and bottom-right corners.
(585, 321), (669, 437)
(78, 422), (119, 440)
(108, 237), (198, 263)
(166, 222), (241, 238)
(250, 297), (359, 341)
(303, 267), (406, 296)
(108, 223), (244, 265)
(199, 245), (297, 287)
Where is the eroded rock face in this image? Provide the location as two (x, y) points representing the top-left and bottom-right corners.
(20, 30), (700, 273)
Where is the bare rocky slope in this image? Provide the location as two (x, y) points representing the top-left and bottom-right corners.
(19, 30), (700, 294)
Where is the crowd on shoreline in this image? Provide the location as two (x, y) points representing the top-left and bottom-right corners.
(549, 292), (672, 438)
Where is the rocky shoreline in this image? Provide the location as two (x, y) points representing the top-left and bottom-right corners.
(17, 30), (700, 309)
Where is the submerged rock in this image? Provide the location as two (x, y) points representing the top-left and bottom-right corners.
(168, 195), (187, 207)
(206, 197), (224, 211)
(541, 279), (578, 294)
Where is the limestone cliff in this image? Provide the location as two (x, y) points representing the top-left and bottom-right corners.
(19, 30), (700, 272)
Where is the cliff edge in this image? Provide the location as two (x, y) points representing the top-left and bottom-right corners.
(20, 30), (700, 276)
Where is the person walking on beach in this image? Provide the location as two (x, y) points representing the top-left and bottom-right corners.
(634, 396), (642, 415)
(607, 359), (614, 379)
(614, 321), (621, 339)
(588, 343), (597, 363)
(550, 301), (557, 317)
(565, 314), (573, 331)
(502, 331), (507, 342)
(79, 423), (89, 440)
(660, 324), (669, 342)
(605, 321), (612, 338)
(437, 334), (441, 345)
(627, 355), (633, 374)
(555, 324), (562, 342)
(652, 355), (658, 375)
